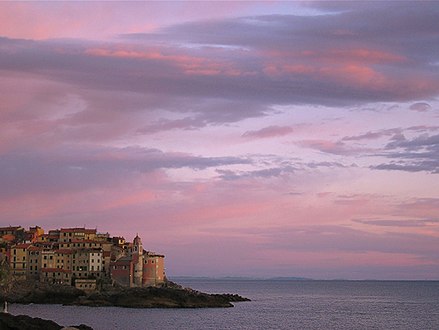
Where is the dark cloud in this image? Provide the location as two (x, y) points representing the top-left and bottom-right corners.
(352, 218), (439, 227)
(296, 139), (370, 156)
(409, 102), (431, 112)
(305, 161), (352, 169)
(0, 146), (250, 197)
(342, 128), (402, 141)
(214, 159), (352, 180)
(342, 126), (439, 142)
(372, 133), (439, 173)
(216, 166), (295, 181)
(242, 125), (293, 139)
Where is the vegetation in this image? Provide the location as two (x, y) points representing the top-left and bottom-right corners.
(0, 259), (13, 311)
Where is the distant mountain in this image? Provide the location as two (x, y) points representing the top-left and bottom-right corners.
(170, 276), (313, 281)
(268, 277), (313, 281)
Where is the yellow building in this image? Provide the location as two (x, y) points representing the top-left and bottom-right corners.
(10, 243), (31, 278)
(59, 228), (97, 243)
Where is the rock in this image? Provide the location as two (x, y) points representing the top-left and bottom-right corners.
(0, 312), (93, 330)
(4, 280), (250, 308)
(0, 312), (61, 330)
(75, 286), (250, 308)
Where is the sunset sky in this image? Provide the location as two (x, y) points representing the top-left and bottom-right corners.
(1, 1), (438, 280)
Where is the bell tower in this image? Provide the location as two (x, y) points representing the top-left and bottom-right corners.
(132, 234), (144, 287)
(133, 234), (143, 256)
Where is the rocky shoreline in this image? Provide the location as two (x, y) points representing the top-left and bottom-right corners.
(0, 312), (93, 330)
(4, 280), (250, 308)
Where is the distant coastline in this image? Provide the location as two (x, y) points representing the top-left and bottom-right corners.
(171, 276), (439, 282)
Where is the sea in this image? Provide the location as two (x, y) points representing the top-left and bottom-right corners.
(9, 279), (439, 329)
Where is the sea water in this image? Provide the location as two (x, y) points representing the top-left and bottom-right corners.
(9, 280), (439, 329)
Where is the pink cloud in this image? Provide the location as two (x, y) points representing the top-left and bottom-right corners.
(85, 46), (244, 77)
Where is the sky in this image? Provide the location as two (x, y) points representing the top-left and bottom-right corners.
(1, 1), (439, 280)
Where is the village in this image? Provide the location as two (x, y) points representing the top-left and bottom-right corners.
(0, 225), (166, 292)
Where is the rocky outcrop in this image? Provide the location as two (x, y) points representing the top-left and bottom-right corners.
(76, 286), (250, 308)
(4, 281), (85, 305)
(0, 312), (93, 330)
(3, 280), (250, 308)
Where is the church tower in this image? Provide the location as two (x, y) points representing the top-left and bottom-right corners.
(133, 234), (143, 256)
(132, 234), (144, 287)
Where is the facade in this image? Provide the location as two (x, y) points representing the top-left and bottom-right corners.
(75, 279), (97, 292)
(5, 225), (165, 290)
(143, 252), (166, 286)
(110, 235), (165, 288)
(10, 243), (31, 278)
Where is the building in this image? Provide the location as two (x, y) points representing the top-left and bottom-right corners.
(10, 243), (31, 278)
(110, 235), (165, 287)
(5, 225), (165, 290)
(0, 226), (26, 245)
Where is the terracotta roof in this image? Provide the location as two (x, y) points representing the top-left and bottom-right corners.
(55, 249), (73, 254)
(13, 243), (31, 249)
(28, 246), (42, 251)
(60, 228), (97, 234)
(0, 226), (23, 231)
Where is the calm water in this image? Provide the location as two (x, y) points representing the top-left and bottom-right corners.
(9, 280), (439, 329)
